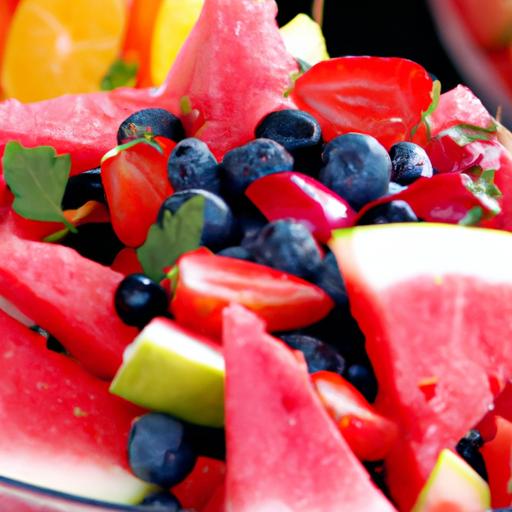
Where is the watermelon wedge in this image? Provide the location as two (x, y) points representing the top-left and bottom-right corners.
(222, 304), (396, 512)
(0, 0), (296, 175)
(162, 0), (297, 159)
(0, 309), (150, 503)
(0, 233), (138, 378)
(330, 223), (512, 510)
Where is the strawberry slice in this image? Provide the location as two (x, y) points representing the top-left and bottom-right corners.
(292, 57), (434, 149)
(101, 137), (174, 248)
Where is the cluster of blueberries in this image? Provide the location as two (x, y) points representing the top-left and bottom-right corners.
(59, 107), (488, 510)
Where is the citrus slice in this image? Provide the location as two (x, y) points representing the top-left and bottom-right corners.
(150, 0), (204, 86)
(279, 13), (329, 66)
(1, 0), (127, 102)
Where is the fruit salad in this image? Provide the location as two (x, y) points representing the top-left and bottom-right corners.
(0, 0), (512, 511)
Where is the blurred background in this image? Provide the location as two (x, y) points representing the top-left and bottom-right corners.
(2, 0), (512, 121)
(276, 0), (462, 90)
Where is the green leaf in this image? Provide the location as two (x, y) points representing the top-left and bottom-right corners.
(464, 170), (502, 217)
(458, 206), (484, 226)
(100, 58), (139, 91)
(411, 79), (441, 139)
(439, 122), (498, 147)
(137, 196), (205, 281)
(2, 141), (76, 231)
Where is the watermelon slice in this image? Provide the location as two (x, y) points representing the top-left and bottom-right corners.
(0, 308), (151, 503)
(0, 233), (137, 379)
(330, 224), (512, 510)
(0, 0), (296, 175)
(222, 304), (396, 512)
(162, 0), (297, 159)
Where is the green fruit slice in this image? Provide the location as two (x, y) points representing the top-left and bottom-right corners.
(412, 449), (490, 511)
(280, 13), (329, 66)
(110, 317), (225, 427)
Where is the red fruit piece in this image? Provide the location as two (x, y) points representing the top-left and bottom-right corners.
(481, 416), (512, 508)
(101, 138), (174, 248)
(429, 85), (496, 137)
(357, 173), (498, 225)
(171, 251), (334, 339)
(222, 304), (396, 512)
(111, 247), (144, 275)
(292, 57), (434, 149)
(246, 172), (356, 244)
(0, 233), (138, 378)
(172, 457), (226, 511)
(312, 371), (398, 461)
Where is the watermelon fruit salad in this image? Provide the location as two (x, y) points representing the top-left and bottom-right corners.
(1, 0), (512, 511)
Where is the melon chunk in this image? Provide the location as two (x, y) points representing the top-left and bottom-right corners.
(0, 309), (151, 503)
(330, 223), (512, 510)
(222, 304), (396, 512)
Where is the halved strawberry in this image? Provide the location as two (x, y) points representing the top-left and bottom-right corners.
(101, 137), (174, 248)
(292, 57), (434, 149)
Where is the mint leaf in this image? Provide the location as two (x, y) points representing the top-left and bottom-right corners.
(2, 141), (76, 231)
(411, 79), (442, 139)
(459, 206), (484, 226)
(464, 170), (502, 217)
(137, 196), (205, 281)
(100, 59), (138, 91)
(439, 122), (498, 147)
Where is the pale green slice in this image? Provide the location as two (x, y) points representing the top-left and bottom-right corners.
(412, 449), (490, 512)
(280, 13), (329, 66)
(110, 318), (225, 427)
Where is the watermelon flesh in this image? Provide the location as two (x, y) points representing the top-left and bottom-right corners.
(0, 309), (150, 503)
(222, 303), (396, 512)
(0, 233), (138, 379)
(330, 224), (512, 510)
(0, 0), (296, 174)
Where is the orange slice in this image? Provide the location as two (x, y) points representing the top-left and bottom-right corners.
(1, 0), (127, 102)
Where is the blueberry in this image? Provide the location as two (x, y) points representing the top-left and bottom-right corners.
(248, 220), (322, 280)
(320, 133), (391, 210)
(217, 246), (254, 261)
(389, 142), (433, 185)
(456, 430), (488, 481)
(357, 200), (418, 225)
(314, 251), (348, 307)
(115, 274), (169, 329)
(167, 138), (220, 194)
(117, 108), (185, 144)
(346, 364), (378, 403)
(60, 223), (123, 265)
(128, 413), (197, 488)
(221, 138), (293, 196)
(138, 491), (182, 511)
(279, 333), (345, 375)
(255, 110), (323, 174)
(62, 168), (105, 210)
(158, 190), (235, 251)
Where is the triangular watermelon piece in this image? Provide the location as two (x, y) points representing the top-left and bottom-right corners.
(330, 223), (512, 510)
(163, 0), (297, 159)
(0, 233), (138, 378)
(0, 309), (150, 503)
(222, 304), (396, 512)
(0, 0), (296, 174)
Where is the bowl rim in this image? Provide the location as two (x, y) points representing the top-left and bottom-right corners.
(0, 474), (143, 511)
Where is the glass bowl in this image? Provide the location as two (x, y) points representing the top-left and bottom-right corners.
(428, 0), (512, 125)
(0, 476), (147, 512)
